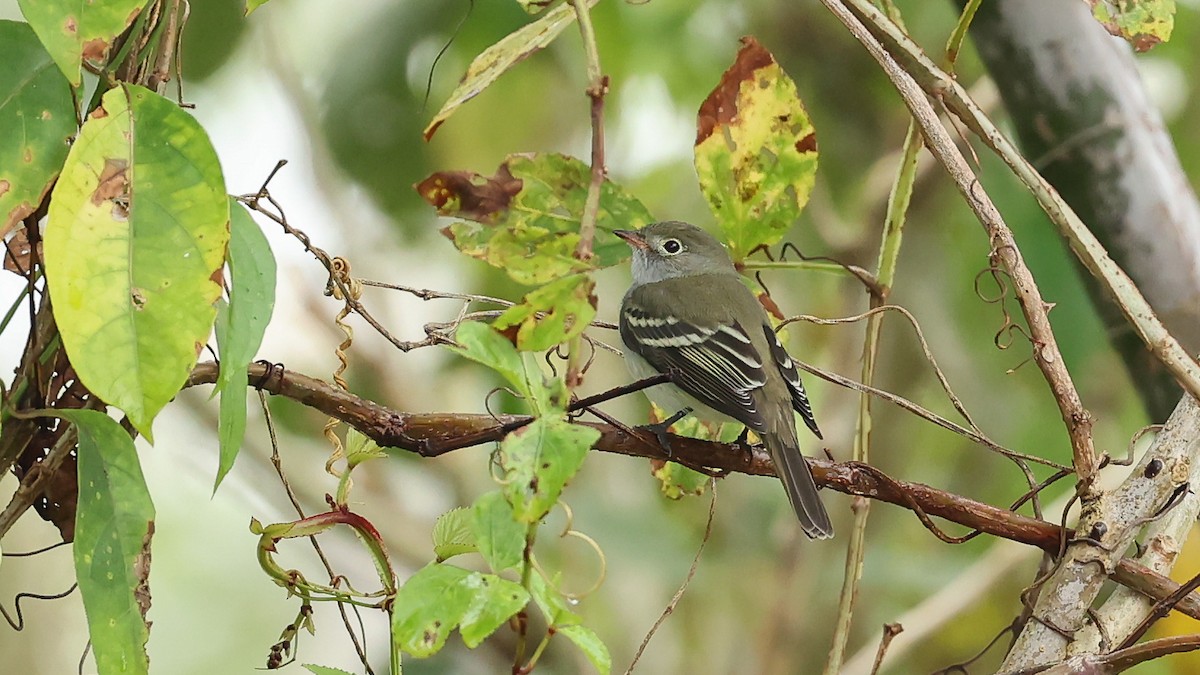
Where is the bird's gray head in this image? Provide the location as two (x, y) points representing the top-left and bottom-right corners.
(614, 221), (736, 286)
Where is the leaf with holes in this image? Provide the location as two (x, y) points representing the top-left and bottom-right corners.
(61, 408), (154, 675)
(45, 85), (228, 439)
(17, 0), (149, 86)
(417, 153), (652, 285)
(694, 37), (818, 262)
(0, 20), (75, 238)
(499, 416), (599, 523)
(492, 274), (596, 351)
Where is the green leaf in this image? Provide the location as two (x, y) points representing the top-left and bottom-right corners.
(417, 153), (653, 285)
(499, 417), (599, 523)
(302, 666), (356, 675)
(450, 320), (528, 396)
(393, 564), (472, 657)
(558, 624), (612, 675)
(244, 0), (272, 16)
(647, 407), (713, 499)
(493, 274), (596, 352)
(17, 0), (150, 86)
(0, 20), (75, 237)
(471, 491), (525, 572)
(60, 409), (154, 675)
(458, 573), (529, 648)
(1090, 0), (1174, 51)
(433, 507), (477, 562)
(424, 0), (596, 140)
(213, 200), (276, 488)
(392, 563), (529, 657)
(652, 461), (710, 499)
(528, 571), (579, 626)
(450, 321), (566, 414)
(344, 427), (387, 469)
(44, 85), (228, 439)
(694, 37), (818, 262)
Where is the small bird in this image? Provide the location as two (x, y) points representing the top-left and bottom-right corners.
(615, 221), (832, 539)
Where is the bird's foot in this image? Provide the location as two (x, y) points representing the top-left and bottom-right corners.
(638, 407), (693, 458)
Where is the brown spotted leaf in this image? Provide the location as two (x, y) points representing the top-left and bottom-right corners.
(17, 0), (150, 86)
(1089, 0), (1174, 51)
(0, 20), (74, 237)
(694, 37), (819, 262)
(417, 153), (652, 285)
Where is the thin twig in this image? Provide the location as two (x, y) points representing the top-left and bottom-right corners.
(842, 0), (1200, 409)
(569, 0), (606, 262)
(624, 480), (718, 674)
(822, 0), (1100, 487)
(259, 390), (373, 674)
(869, 623), (904, 675)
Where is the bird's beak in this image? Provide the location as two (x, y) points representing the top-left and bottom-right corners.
(613, 229), (648, 250)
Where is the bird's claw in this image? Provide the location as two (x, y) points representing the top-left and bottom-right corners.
(638, 407), (693, 458)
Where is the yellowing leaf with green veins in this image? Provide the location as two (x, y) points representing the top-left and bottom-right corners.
(17, 0), (149, 86)
(694, 37), (818, 262)
(44, 85), (228, 439)
(416, 153), (653, 285)
(493, 274), (596, 351)
(1090, 0), (1174, 51)
(0, 20), (75, 237)
(424, 0), (597, 140)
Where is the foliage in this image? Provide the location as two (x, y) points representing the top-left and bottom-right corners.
(2, 0), (1198, 674)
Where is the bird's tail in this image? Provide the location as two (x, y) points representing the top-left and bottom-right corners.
(763, 427), (833, 540)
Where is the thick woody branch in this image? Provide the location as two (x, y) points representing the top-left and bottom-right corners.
(188, 361), (1200, 621)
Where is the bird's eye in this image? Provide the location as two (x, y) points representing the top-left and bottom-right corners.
(662, 238), (683, 255)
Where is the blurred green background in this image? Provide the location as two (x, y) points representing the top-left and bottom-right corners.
(1, 0), (1198, 673)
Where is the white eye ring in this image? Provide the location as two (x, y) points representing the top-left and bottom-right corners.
(661, 238), (683, 255)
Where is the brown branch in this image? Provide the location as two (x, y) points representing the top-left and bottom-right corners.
(187, 361), (1200, 621)
(821, 0), (1099, 487)
(1028, 635), (1200, 674)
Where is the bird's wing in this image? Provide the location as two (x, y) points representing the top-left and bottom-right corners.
(762, 325), (822, 439)
(621, 301), (769, 430)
